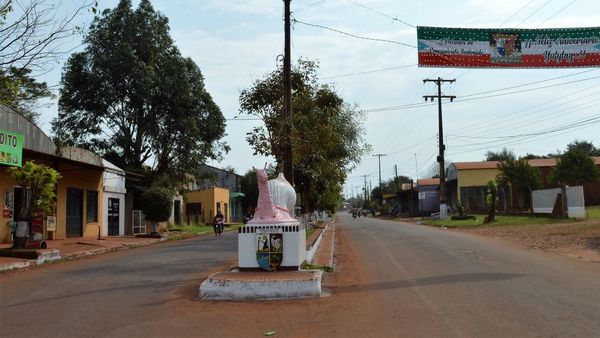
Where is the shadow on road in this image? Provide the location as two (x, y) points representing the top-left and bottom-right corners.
(328, 272), (526, 294)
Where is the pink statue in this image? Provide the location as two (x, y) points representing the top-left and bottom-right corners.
(249, 168), (296, 223)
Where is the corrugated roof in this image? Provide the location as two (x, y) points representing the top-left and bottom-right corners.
(452, 157), (600, 170)
(453, 161), (500, 170)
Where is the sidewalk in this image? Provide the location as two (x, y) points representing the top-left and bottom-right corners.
(0, 236), (164, 272)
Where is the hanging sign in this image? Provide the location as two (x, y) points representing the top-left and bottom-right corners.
(417, 26), (600, 68)
(0, 129), (24, 167)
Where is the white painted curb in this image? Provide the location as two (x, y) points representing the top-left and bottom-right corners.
(199, 270), (323, 301)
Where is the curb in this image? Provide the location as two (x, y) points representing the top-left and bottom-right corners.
(0, 237), (165, 272)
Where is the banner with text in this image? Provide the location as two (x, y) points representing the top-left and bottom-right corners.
(0, 129), (23, 167)
(417, 26), (600, 68)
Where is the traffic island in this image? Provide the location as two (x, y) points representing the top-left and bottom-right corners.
(199, 270), (322, 300)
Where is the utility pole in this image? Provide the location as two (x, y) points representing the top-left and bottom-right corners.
(423, 77), (455, 219)
(361, 175), (369, 203)
(373, 153), (387, 205)
(394, 164), (399, 204)
(414, 153), (419, 180)
(283, 0), (293, 186)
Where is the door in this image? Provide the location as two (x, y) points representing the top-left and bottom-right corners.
(66, 188), (83, 237)
(108, 198), (120, 236)
(174, 200), (181, 225)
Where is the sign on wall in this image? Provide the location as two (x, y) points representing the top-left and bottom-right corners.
(417, 26), (600, 68)
(256, 228), (284, 271)
(0, 129), (24, 167)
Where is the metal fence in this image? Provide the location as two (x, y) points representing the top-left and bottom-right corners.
(532, 186), (585, 218)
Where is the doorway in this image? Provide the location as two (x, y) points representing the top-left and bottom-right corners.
(174, 200), (181, 225)
(66, 188), (83, 237)
(108, 198), (120, 236)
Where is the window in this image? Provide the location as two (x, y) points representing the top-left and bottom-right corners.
(86, 190), (98, 222)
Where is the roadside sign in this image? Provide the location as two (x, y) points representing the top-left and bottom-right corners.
(0, 129), (23, 167)
(418, 192), (426, 200)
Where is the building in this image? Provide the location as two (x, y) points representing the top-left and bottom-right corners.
(446, 157), (600, 212)
(1, 104), (126, 243)
(416, 178), (440, 214)
(183, 187), (230, 225)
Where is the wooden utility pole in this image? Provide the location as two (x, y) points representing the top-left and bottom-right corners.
(283, 0), (293, 185)
(394, 164), (400, 203)
(423, 77), (455, 218)
(373, 153), (387, 205)
(361, 175), (369, 202)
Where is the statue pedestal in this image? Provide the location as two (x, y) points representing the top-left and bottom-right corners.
(238, 221), (306, 271)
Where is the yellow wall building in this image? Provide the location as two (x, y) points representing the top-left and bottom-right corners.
(183, 187), (230, 225)
(1, 104), (109, 243)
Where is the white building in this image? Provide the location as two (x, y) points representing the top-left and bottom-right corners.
(102, 160), (126, 236)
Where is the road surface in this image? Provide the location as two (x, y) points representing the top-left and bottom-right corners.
(1, 216), (599, 337)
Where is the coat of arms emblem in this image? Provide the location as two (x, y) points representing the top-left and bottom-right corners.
(256, 231), (283, 271)
(490, 33), (522, 63)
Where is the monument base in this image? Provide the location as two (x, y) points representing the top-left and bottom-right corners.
(199, 270), (322, 300)
(238, 222), (306, 270)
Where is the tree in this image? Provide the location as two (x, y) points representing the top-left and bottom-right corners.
(550, 149), (600, 186)
(484, 180), (497, 223)
(566, 140), (600, 157)
(0, 0), (96, 122)
(0, 0), (96, 72)
(0, 66), (53, 121)
(496, 158), (542, 210)
(239, 59), (370, 213)
(139, 186), (172, 234)
(240, 168), (259, 213)
(9, 161), (61, 248)
(53, 0), (227, 183)
(485, 148), (516, 161)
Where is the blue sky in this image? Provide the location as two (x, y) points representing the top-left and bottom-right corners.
(32, 0), (600, 197)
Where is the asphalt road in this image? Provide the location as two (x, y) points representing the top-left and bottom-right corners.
(0, 232), (238, 337)
(1, 216), (600, 337)
(338, 214), (600, 337)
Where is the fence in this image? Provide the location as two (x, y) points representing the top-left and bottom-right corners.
(532, 186), (585, 218)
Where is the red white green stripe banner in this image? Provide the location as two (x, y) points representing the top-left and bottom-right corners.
(417, 26), (600, 68)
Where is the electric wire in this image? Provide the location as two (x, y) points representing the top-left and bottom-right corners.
(339, 0), (416, 28)
(536, 0), (577, 27)
(291, 18), (417, 48)
(516, 0), (554, 27)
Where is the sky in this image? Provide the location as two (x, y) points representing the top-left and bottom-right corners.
(29, 0), (600, 198)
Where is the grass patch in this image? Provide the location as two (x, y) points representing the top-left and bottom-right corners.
(169, 223), (243, 234)
(302, 262), (333, 272)
(425, 214), (572, 229)
(586, 206), (600, 219)
(306, 228), (315, 240)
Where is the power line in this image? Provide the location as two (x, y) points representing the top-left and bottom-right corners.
(291, 18), (417, 48)
(536, 0), (577, 27)
(340, 0), (416, 28)
(516, 0), (554, 27)
(363, 71), (599, 113)
(321, 64), (416, 80)
(499, 0), (537, 27)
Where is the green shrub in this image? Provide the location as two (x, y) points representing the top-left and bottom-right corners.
(139, 187), (172, 223)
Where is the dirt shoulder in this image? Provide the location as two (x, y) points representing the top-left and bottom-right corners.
(452, 219), (600, 263)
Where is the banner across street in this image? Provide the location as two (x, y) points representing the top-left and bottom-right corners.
(417, 26), (600, 68)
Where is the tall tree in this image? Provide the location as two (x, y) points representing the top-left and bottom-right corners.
(496, 158), (542, 210)
(0, 66), (53, 121)
(566, 140), (600, 157)
(550, 149), (600, 186)
(0, 0), (96, 122)
(485, 148), (516, 161)
(239, 59), (370, 212)
(53, 0), (227, 181)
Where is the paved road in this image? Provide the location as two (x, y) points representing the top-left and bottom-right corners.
(339, 214), (600, 337)
(0, 233), (237, 337)
(2, 216), (600, 337)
